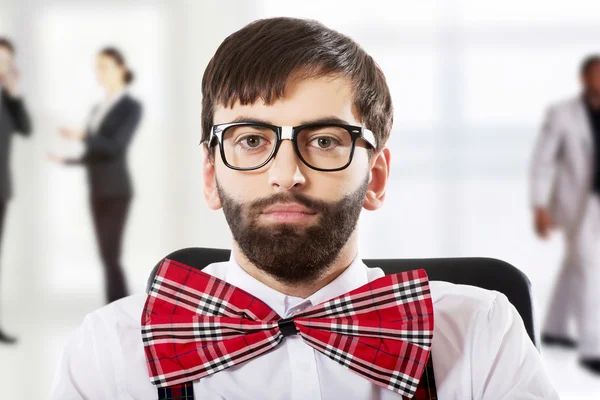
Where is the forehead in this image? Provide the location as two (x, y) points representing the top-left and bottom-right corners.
(97, 54), (117, 65)
(212, 75), (360, 126)
(0, 47), (13, 60)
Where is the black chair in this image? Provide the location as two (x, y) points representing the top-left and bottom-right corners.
(147, 247), (538, 348)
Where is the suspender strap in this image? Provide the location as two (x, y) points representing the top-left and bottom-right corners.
(409, 353), (438, 399)
(157, 382), (194, 400)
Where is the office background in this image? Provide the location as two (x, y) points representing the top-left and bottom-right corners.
(0, 0), (599, 397)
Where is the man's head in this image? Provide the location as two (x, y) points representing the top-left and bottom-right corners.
(581, 54), (600, 96)
(201, 18), (393, 285)
(0, 37), (15, 80)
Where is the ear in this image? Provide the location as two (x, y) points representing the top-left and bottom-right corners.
(363, 147), (391, 211)
(202, 145), (222, 210)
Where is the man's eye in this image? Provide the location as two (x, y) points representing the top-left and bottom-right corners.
(317, 137), (332, 148)
(244, 135), (262, 148)
(310, 136), (339, 149)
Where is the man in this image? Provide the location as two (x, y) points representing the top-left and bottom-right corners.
(531, 55), (600, 376)
(0, 37), (32, 345)
(50, 18), (558, 399)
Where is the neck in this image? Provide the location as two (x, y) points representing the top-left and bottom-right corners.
(232, 231), (359, 298)
(585, 91), (600, 109)
(106, 83), (124, 97)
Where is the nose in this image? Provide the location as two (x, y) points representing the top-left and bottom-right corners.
(268, 140), (306, 191)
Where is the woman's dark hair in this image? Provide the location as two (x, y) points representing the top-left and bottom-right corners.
(100, 47), (135, 84)
(201, 17), (393, 152)
(0, 37), (15, 55)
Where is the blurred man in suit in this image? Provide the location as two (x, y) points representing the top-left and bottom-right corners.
(531, 54), (600, 375)
(0, 37), (32, 344)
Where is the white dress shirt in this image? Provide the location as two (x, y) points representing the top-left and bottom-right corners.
(49, 258), (559, 399)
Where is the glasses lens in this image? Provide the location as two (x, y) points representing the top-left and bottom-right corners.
(222, 124), (277, 169)
(296, 125), (353, 170)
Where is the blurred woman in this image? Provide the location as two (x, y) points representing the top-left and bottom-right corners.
(50, 47), (142, 304)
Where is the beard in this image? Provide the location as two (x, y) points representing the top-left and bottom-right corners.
(217, 176), (369, 285)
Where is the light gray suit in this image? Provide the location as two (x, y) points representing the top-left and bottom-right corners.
(530, 95), (600, 357)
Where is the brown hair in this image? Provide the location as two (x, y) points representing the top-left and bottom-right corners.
(201, 17), (393, 152)
(581, 54), (600, 76)
(100, 47), (134, 84)
(0, 37), (15, 55)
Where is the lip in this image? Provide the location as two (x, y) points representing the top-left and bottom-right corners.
(262, 203), (316, 215)
(261, 203), (317, 223)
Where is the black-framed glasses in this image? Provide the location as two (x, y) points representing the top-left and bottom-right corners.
(205, 122), (376, 172)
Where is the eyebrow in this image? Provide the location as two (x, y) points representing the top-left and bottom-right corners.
(228, 116), (351, 126)
(299, 116), (350, 126)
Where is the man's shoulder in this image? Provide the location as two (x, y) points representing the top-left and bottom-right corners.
(86, 293), (148, 328)
(547, 96), (583, 116)
(428, 281), (518, 351)
(429, 280), (502, 318)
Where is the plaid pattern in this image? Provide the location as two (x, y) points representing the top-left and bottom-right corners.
(143, 258), (434, 398)
(157, 382), (194, 400)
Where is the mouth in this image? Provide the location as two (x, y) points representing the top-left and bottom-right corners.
(260, 203), (318, 223)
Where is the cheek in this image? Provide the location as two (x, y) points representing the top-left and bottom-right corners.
(109, 69), (120, 81)
(214, 162), (270, 200)
(306, 169), (368, 201)
(341, 151), (370, 187)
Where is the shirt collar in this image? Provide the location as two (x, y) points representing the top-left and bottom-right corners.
(225, 254), (370, 318)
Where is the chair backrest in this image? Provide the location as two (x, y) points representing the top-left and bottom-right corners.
(147, 247), (538, 348)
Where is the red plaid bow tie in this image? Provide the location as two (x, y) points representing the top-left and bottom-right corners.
(142, 258), (434, 398)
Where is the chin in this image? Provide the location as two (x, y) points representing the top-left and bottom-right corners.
(257, 220), (313, 231)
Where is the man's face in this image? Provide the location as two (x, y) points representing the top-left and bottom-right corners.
(0, 46), (13, 79)
(583, 62), (600, 95)
(204, 75), (386, 284)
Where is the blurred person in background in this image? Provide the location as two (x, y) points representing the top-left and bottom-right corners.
(49, 47), (142, 304)
(0, 37), (32, 345)
(531, 54), (600, 376)
(49, 18), (558, 399)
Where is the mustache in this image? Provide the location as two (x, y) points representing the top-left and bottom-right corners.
(247, 192), (331, 216)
